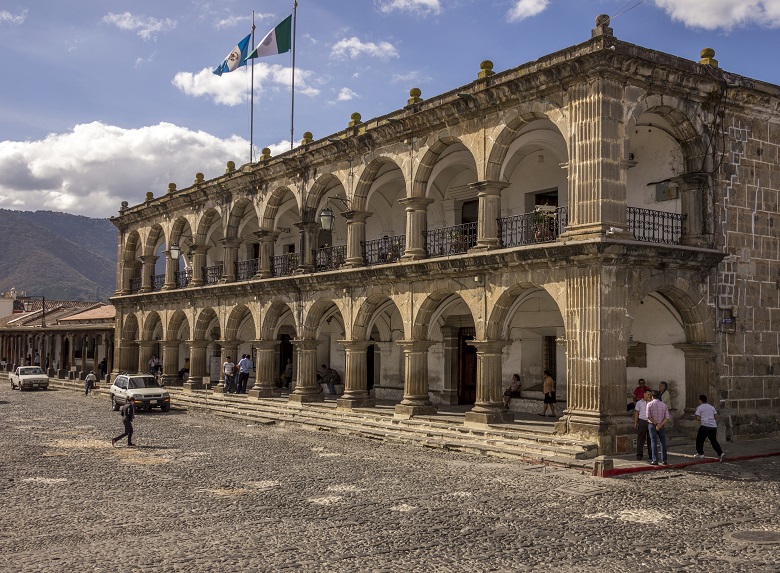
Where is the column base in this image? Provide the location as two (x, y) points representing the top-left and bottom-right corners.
(470, 239), (501, 252)
(560, 411), (634, 455)
(289, 391), (324, 404)
(248, 387), (276, 399)
(212, 384), (228, 394)
(336, 396), (375, 410)
(394, 403), (437, 419)
(183, 381), (206, 392)
(464, 409), (514, 426)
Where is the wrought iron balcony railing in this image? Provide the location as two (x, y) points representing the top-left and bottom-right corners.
(151, 274), (165, 292)
(235, 258), (259, 281)
(425, 222), (477, 257)
(315, 245), (347, 272)
(203, 263), (223, 285)
(627, 207), (685, 244)
(499, 206), (568, 248)
(271, 253), (298, 277)
(363, 235), (406, 266)
(175, 268), (192, 289)
(129, 277), (142, 294)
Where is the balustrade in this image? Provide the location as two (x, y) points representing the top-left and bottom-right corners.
(499, 206), (567, 248)
(425, 222), (477, 257)
(175, 268), (192, 289)
(363, 235), (405, 266)
(627, 207), (685, 244)
(151, 274), (165, 292)
(203, 264), (224, 285)
(235, 258), (259, 281)
(271, 253), (298, 277)
(129, 277), (142, 294)
(315, 245), (347, 272)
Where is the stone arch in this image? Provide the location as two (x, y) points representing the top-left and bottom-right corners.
(353, 156), (404, 212)
(260, 185), (297, 230)
(193, 307), (219, 341)
(412, 288), (479, 340)
(225, 196), (259, 239)
(194, 207), (222, 245)
(412, 136), (467, 198)
(353, 294), (406, 341)
(144, 223), (165, 257)
(167, 309), (190, 340)
(261, 300), (297, 340)
(224, 304), (257, 341)
(141, 311), (163, 340)
(122, 313), (140, 340)
(301, 296), (347, 339)
(304, 173), (346, 217)
(122, 230), (141, 263)
(170, 216), (194, 245)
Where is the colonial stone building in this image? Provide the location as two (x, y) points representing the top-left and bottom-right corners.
(109, 16), (779, 453)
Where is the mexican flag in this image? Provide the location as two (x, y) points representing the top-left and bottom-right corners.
(246, 15), (292, 59)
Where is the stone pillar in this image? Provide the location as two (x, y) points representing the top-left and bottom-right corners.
(120, 260), (139, 295)
(673, 343), (715, 414)
(162, 250), (178, 290)
(161, 340), (180, 386)
(137, 341), (155, 375)
(562, 76), (629, 240)
(563, 263), (631, 454)
(139, 255), (159, 293)
(343, 211), (372, 268)
(336, 340), (375, 410)
(294, 222), (320, 273)
(184, 341), (209, 391)
(470, 181), (507, 251)
(673, 173), (710, 248)
(190, 245), (208, 287)
(394, 340), (437, 418)
(254, 231), (279, 279)
(289, 339), (323, 403)
(399, 197), (434, 261)
(249, 340), (278, 398)
(465, 340), (513, 425)
(219, 238), (241, 283)
(213, 341), (238, 394)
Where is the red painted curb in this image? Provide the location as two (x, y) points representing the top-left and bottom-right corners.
(601, 451), (780, 477)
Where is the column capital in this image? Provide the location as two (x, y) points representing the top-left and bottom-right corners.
(139, 255), (159, 264)
(254, 229), (280, 242)
(294, 221), (320, 233)
(342, 210), (372, 223)
(670, 172), (708, 190)
(252, 339), (278, 350)
(398, 196), (434, 210)
(467, 339), (511, 354)
(337, 339), (374, 352)
(396, 340), (435, 353)
(469, 180), (509, 196)
(219, 237), (242, 248)
(187, 340), (209, 349)
(672, 342), (715, 358)
(292, 338), (319, 351)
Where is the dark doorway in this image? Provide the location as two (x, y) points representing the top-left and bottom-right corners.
(367, 339), (375, 392)
(458, 327), (477, 404)
(279, 334), (293, 379)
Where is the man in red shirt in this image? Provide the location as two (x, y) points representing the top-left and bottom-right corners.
(633, 378), (650, 403)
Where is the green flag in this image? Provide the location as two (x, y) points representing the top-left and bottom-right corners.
(246, 15), (292, 60)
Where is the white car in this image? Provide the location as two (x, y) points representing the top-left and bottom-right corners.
(109, 374), (171, 412)
(9, 366), (49, 391)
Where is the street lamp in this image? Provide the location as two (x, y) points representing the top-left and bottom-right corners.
(23, 296), (46, 328)
(169, 242), (181, 260)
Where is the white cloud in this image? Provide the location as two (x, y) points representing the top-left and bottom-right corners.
(0, 122), (247, 217)
(392, 70), (429, 83)
(377, 0), (441, 16)
(653, 0), (780, 30)
(331, 37), (399, 60)
(102, 12), (176, 41)
(507, 0), (549, 22)
(173, 64), (320, 106)
(0, 9), (27, 25)
(215, 15), (249, 30)
(336, 87), (358, 101)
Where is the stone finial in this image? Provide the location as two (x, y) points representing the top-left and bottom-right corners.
(349, 112), (362, 127)
(261, 147), (271, 161)
(407, 87), (423, 105)
(120, 201), (129, 211)
(302, 131), (313, 145)
(699, 48), (718, 67)
(168, 183), (177, 194)
(145, 191), (154, 202)
(478, 60), (494, 79)
(592, 13), (613, 37)
(194, 173), (204, 184)
(226, 161), (236, 173)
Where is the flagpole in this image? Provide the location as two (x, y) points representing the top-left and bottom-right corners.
(290, 0), (298, 151)
(250, 12), (256, 163)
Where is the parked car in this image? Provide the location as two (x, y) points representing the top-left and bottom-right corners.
(109, 374), (170, 412)
(9, 366), (49, 391)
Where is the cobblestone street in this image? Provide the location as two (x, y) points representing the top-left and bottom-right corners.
(2, 386), (779, 573)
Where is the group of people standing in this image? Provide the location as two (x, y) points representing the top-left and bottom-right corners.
(222, 354), (253, 394)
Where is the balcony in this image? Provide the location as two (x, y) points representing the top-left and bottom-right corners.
(425, 222), (477, 257)
(315, 245), (347, 272)
(175, 268), (192, 289)
(152, 273), (165, 292)
(203, 264), (223, 286)
(272, 253), (298, 277)
(236, 258), (259, 281)
(363, 235), (406, 266)
(627, 207), (685, 244)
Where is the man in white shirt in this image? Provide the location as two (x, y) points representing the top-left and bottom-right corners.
(694, 395), (725, 462)
(223, 356), (236, 393)
(237, 354), (252, 394)
(633, 388), (652, 460)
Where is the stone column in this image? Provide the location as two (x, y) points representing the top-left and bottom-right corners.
(213, 341), (238, 394)
(254, 231), (279, 279)
(561, 76), (629, 240)
(120, 260), (139, 295)
(563, 263), (632, 454)
(673, 343), (715, 414)
(184, 341), (209, 391)
(336, 340), (375, 410)
(162, 250), (178, 290)
(294, 222), (320, 273)
(139, 255), (159, 293)
(249, 340), (278, 398)
(137, 341), (155, 375)
(394, 340), (437, 418)
(161, 340), (180, 386)
(289, 339), (323, 403)
(465, 340), (513, 425)
(189, 245), (208, 287)
(343, 211), (372, 268)
(673, 173), (710, 248)
(470, 181), (507, 251)
(399, 197), (434, 261)
(219, 238), (241, 283)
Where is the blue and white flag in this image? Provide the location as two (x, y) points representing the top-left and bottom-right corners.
(213, 33), (252, 76)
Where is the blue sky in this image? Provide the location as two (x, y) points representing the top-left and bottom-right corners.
(1, 0), (779, 218)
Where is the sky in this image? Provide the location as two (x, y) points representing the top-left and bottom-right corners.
(1, 0), (779, 219)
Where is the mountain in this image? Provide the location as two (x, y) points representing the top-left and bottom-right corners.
(0, 209), (118, 302)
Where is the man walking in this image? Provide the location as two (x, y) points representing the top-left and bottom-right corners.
(646, 390), (671, 466)
(112, 396), (136, 447)
(84, 370), (97, 396)
(694, 395), (725, 462)
(237, 354), (252, 394)
(633, 388), (652, 460)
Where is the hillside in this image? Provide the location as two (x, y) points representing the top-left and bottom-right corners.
(0, 209), (118, 302)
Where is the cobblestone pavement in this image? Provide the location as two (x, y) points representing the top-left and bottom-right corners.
(2, 386), (779, 573)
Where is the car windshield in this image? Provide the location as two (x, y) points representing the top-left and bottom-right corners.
(128, 377), (161, 389)
(20, 367), (44, 375)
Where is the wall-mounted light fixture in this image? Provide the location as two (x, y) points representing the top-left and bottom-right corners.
(319, 197), (350, 231)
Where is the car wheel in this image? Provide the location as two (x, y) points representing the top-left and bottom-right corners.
(111, 395), (119, 411)
(161, 403), (170, 412)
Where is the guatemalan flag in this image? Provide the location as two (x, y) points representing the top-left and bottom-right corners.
(213, 33), (252, 76)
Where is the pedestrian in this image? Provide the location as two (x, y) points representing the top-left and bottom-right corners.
(178, 357), (190, 382)
(284, 358), (293, 388)
(319, 364), (340, 395)
(539, 370), (557, 417)
(658, 381), (671, 409)
(503, 374), (522, 409)
(98, 358), (107, 380)
(633, 388), (652, 460)
(646, 390), (671, 465)
(237, 354), (252, 393)
(148, 354), (161, 376)
(33, 352), (40, 366)
(84, 370), (97, 396)
(629, 378), (650, 411)
(223, 356), (236, 393)
(112, 396), (136, 447)
(694, 395), (725, 462)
